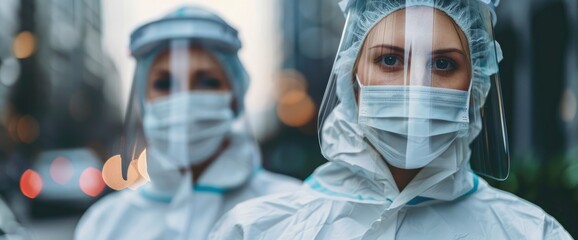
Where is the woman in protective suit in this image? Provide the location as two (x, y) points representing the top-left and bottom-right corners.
(209, 0), (572, 239)
(74, 6), (300, 240)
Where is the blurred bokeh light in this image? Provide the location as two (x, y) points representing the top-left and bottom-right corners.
(275, 70), (316, 128)
(0, 57), (20, 86)
(560, 88), (577, 123)
(12, 31), (36, 59)
(101, 154), (140, 191)
(49, 157), (74, 185)
(79, 167), (105, 197)
(16, 115), (38, 144)
(20, 169), (43, 199)
(136, 149), (149, 181)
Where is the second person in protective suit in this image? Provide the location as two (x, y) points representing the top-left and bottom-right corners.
(74, 5), (300, 240)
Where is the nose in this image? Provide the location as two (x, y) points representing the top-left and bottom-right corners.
(407, 55), (431, 87)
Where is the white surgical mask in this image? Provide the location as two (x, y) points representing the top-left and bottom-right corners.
(357, 84), (470, 169)
(143, 91), (234, 171)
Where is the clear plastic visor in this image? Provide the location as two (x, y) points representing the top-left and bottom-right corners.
(120, 39), (255, 182)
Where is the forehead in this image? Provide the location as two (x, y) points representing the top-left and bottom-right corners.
(152, 47), (222, 69)
(364, 7), (466, 50)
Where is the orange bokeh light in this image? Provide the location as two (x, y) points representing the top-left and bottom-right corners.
(13, 31), (36, 59)
(20, 169), (43, 199)
(50, 156), (74, 185)
(277, 90), (316, 127)
(7, 115), (20, 143)
(128, 150), (150, 190)
(137, 149), (149, 181)
(128, 159), (148, 190)
(277, 70), (308, 98)
(79, 167), (105, 197)
(16, 115), (39, 144)
(101, 155), (139, 190)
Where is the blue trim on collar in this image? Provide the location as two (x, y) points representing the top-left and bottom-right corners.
(252, 166), (263, 177)
(138, 166), (263, 203)
(306, 172), (479, 206)
(138, 184), (228, 203)
(194, 165), (261, 194)
(194, 185), (226, 194)
(138, 188), (172, 204)
(407, 195), (435, 205)
(305, 175), (379, 201)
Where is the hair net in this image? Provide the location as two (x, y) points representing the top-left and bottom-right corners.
(130, 5), (249, 115)
(339, 0), (500, 23)
(130, 6), (241, 58)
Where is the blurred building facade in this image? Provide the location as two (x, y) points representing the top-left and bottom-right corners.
(497, 0), (578, 161)
(0, 0), (21, 197)
(1, 0), (122, 218)
(262, 0), (344, 179)
(494, 0), (578, 237)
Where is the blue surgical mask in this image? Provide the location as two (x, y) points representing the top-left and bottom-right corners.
(143, 91), (234, 171)
(357, 82), (470, 169)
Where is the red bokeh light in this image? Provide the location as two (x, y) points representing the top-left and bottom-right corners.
(20, 169), (43, 199)
(50, 156), (74, 185)
(80, 167), (105, 197)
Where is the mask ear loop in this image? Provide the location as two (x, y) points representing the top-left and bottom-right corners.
(353, 74), (362, 103)
(354, 74), (362, 91)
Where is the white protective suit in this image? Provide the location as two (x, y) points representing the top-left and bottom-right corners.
(209, 108), (572, 239)
(75, 134), (300, 240)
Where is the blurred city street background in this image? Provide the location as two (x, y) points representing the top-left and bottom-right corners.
(0, 0), (577, 239)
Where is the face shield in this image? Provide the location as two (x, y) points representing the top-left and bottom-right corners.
(319, 0), (509, 180)
(121, 5), (260, 190)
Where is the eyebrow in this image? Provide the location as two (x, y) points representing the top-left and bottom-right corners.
(369, 44), (405, 53)
(369, 44), (466, 57)
(432, 48), (466, 57)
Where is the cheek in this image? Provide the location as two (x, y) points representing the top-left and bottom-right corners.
(220, 78), (232, 91)
(146, 90), (159, 101)
(361, 68), (406, 86)
(146, 82), (154, 100)
(148, 90), (157, 98)
(430, 68), (470, 90)
(455, 69), (471, 91)
(146, 83), (168, 101)
(357, 54), (406, 86)
(357, 58), (385, 86)
(441, 71), (470, 91)
(379, 72), (406, 85)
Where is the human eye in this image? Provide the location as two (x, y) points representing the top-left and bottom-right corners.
(375, 54), (403, 70)
(430, 57), (457, 71)
(152, 73), (173, 91)
(194, 71), (223, 90)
